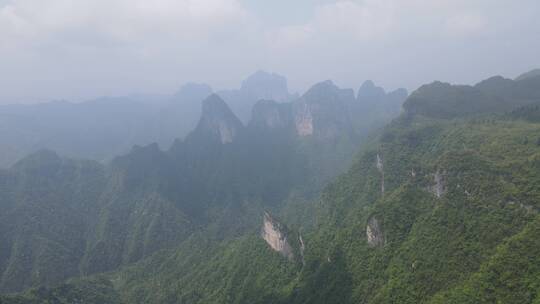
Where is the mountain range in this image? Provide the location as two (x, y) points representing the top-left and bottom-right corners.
(0, 75), (406, 296)
(1, 70), (540, 304)
(0, 71), (402, 169)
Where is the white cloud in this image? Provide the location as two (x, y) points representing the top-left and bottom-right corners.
(0, 0), (259, 102)
(0, 0), (538, 103)
(445, 13), (488, 37)
(0, 0), (253, 47)
(312, 0), (396, 39)
(264, 0), (539, 91)
(269, 0), (495, 50)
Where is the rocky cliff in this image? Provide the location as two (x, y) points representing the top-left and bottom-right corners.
(261, 212), (295, 260)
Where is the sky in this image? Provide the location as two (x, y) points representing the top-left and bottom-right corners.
(0, 0), (539, 104)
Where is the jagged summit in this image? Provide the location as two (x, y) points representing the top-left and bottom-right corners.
(293, 80), (353, 137)
(302, 80), (355, 104)
(240, 70), (290, 103)
(357, 80), (386, 102)
(302, 80), (339, 100)
(249, 99), (291, 129)
(193, 94), (243, 144)
(201, 94), (234, 115)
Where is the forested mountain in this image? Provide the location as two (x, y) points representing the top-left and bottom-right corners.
(2, 72), (539, 304)
(0, 78), (406, 299)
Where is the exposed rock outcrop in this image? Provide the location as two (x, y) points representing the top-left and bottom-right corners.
(428, 170), (446, 198)
(261, 212), (294, 260)
(366, 216), (384, 247)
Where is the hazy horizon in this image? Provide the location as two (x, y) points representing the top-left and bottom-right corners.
(1, 0), (539, 104)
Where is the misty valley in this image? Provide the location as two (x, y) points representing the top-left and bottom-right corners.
(1, 1), (540, 303)
(1, 69), (540, 303)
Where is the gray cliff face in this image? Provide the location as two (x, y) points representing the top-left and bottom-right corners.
(261, 212), (294, 260)
(366, 216), (384, 247)
(195, 94), (243, 144)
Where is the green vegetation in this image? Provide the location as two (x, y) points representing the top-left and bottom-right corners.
(0, 277), (120, 304)
(2, 73), (540, 303)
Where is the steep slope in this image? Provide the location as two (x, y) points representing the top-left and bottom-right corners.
(87, 74), (540, 304)
(187, 94), (244, 145)
(5, 73), (540, 304)
(1, 78), (395, 296)
(289, 80), (540, 303)
(53, 119), (538, 304)
(431, 216), (540, 304)
(154, 83), (213, 148)
(80, 143), (195, 275)
(0, 151), (106, 293)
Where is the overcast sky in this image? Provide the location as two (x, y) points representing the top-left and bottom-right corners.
(0, 0), (539, 104)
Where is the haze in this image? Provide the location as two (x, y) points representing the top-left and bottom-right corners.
(0, 0), (539, 104)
